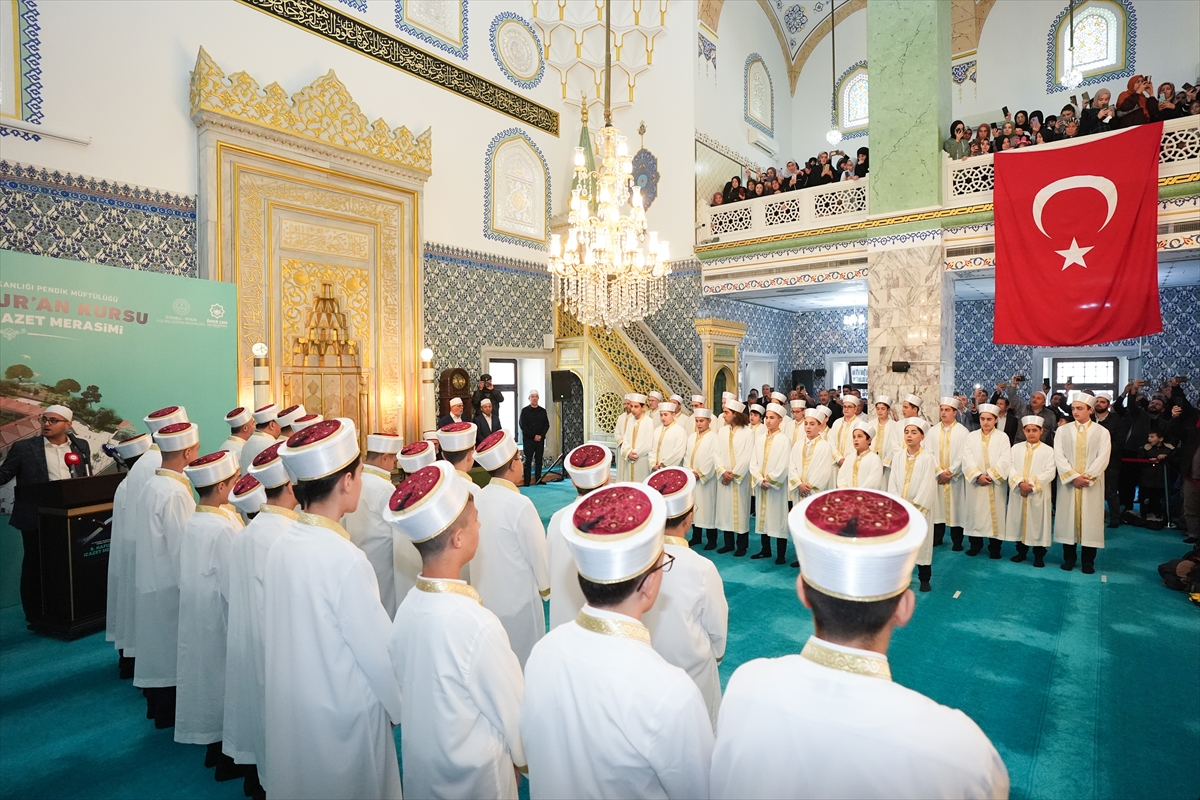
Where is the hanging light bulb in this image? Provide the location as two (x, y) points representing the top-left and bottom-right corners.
(826, 128), (844, 146)
(826, 0), (843, 148)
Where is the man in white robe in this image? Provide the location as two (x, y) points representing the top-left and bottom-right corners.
(619, 394), (654, 482)
(132, 419), (200, 728)
(1053, 395), (1111, 573)
(522, 483), (714, 800)
(645, 391), (664, 428)
(651, 402), (688, 471)
(643, 468), (728, 728)
(837, 420), (884, 490)
(711, 487), (1009, 799)
(1006, 416), (1057, 568)
(239, 403), (281, 473)
(105, 433), (153, 677)
(342, 433), (403, 617)
(750, 403), (792, 564)
(687, 410), (720, 549)
(928, 398), (969, 550)
(670, 395), (694, 439)
(221, 406), (254, 459)
(613, 396), (632, 449)
(828, 395), (863, 467)
(714, 400), (754, 556)
(265, 419), (402, 800)
(547, 444), (611, 629)
(869, 395), (902, 482)
(175, 451), (243, 775)
(471, 431), (551, 667)
(962, 404), (1012, 559)
(888, 419), (938, 592)
(388, 461), (527, 800)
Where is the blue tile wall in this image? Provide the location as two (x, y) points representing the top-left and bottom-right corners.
(788, 307), (869, 392)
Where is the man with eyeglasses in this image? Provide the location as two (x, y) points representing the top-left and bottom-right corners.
(0, 404), (92, 624)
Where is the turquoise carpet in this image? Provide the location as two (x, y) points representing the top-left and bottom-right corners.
(1, 482), (1196, 799)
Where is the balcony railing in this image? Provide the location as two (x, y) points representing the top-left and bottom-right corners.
(697, 116), (1200, 246)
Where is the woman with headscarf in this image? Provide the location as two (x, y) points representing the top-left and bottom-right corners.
(1116, 75), (1160, 127)
(722, 175), (741, 204)
(1027, 111), (1044, 144)
(853, 147), (869, 178)
(1080, 89), (1117, 135)
(943, 120), (971, 160)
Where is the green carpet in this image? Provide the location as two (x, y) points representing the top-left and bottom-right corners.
(1, 482), (1196, 799)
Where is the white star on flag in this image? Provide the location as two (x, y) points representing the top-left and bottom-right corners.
(1054, 237), (1094, 271)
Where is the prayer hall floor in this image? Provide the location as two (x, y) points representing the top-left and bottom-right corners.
(1, 480), (1196, 799)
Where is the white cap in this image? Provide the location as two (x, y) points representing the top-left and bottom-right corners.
(771, 392), (787, 403)
(727, 399), (747, 413)
(790, 488), (927, 601)
(144, 405), (188, 433)
(670, 394), (684, 404)
(450, 396), (463, 407)
(1074, 393), (1097, 408)
(279, 418), (361, 481)
(648, 391), (663, 401)
(437, 421), (477, 453)
(790, 399), (806, 409)
(113, 434), (152, 459)
(252, 403), (279, 425)
(566, 443), (612, 489)
(367, 432), (404, 455)
(842, 395), (861, 407)
(475, 430), (518, 471)
(939, 396), (959, 409)
(904, 417), (930, 434)
(659, 401), (678, 413)
(1022, 415), (1045, 428)
(852, 419), (874, 437)
(646, 467), (695, 518)
(766, 402), (788, 418)
(978, 403), (1000, 417)
(248, 441), (290, 488)
(564, 483), (666, 584)
(153, 422), (200, 452)
(749, 403), (765, 415)
(804, 408), (823, 420)
(722, 391), (735, 400)
(398, 440), (437, 473)
(691, 395), (705, 404)
(184, 450), (240, 489)
(874, 395), (893, 408)
(230, 473), (267, 514)
(292, 413), (323, 432)
(224, 406), (252, 428)
(816, 405), (833, 421)
(44, 404), (73, 422)
(629, 393), (647, 404)
(276, 404), (306, 428)
(623, 393), (635, 402)
(902, 394), (922, 408)
(694, 408), (713, 419)
(385, 461), (471, 543)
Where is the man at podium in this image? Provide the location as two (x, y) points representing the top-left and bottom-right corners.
(0, 404), (92, 624)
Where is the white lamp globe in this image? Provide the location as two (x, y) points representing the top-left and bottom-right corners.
(420, 348), (434, 362)
(826, 128), (843, 146)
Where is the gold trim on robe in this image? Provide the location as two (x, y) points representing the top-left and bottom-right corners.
(800, 638), (892, 681)
(416, 575), (482, 604)
(575, 608), (652, 645)
(297, 512), (351, 540)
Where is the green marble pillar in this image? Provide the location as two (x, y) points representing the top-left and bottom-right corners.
(866, 0), (951, 215)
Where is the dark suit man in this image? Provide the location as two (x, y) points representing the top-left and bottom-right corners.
(437, 398), (467, 429)
(0, 405), (92, 623)
(474, 398), (499, 446)
(519, 391), (550, 485)
(472, 375), (504, 421)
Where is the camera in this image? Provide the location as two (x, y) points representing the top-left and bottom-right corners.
(1014, 375), (1026, 382)
(1176, 376), (1189, 383)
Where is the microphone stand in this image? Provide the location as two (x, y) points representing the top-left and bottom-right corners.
(65, 430), (91, 478)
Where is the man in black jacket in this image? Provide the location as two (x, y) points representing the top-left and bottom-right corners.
(1094, 394), (1127, 527)
(471, 374), (504, 421)
(519, 390), (550, 486)
(0, 405), (92, 623)
(1115, 381), (1170, 510)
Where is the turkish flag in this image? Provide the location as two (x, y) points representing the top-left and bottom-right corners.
(993, 122), (1162, 346)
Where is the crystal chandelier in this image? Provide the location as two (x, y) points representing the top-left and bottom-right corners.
(825, 0), (843, 146)
(548, 0), (670, 330)
(1061, 0), (1083, 89)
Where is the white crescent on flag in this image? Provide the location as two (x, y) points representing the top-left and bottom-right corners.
(1031, 175), (1118, 237)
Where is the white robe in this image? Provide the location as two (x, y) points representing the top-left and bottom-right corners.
(132, 468), (194, 689)
(613, 411), (631, 448)
(222, 435), (247, 459)
(675, 412), (695, 439)
(711, 637), (1010, 799)
(471, 479), (550, 667)
(239, 430), (278, 473)
(1007, 441), (1056, 547)
(837, 450), (884, 490)
(788, 436), (836, 504)
(828, 415), (863, 465)
(927, 422), (969, 528)
(546, 506), (587, 630)
(751, 429), (791, 537)
(521, 606), (715, 800)
(105, 475), (134, 651)
(1053, 421), (1111, 547)
(342, 466), (399, 617)
(651, 422), (688, 470)
(113, 447), (162, 656)
(687, 429), (721, 529)
(619, 415), (655, 483)
(888, 449), (938, 567)
(642, 537), (728, 728)
(714, 426), (754, 534)
(175, 505), (242, 745)
(264, 514), (403, 800)
(222, 505), (297, 774)
(869, 416), (903, 480)
(390, 579), (526, 800)
(962, 431), (1011, 541)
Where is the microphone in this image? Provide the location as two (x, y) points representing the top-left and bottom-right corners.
(65, 431), (90, 477)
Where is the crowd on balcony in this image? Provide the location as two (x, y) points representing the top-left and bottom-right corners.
(944, 76), (1200, 159)
(712, 147), (869, 206)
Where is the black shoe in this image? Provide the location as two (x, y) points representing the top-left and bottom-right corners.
(717, 532), (735, 554)
(919, 580), (932, 592)
(751, 535), (772, 559)
(950, 528), (965, 550)
(1107, 520), (1120, 528)
(243, 768), (262, 798)
(933, 524), (945, 547)
(1010, 550), (1027, 563)
(1184, 536), (1199, 544)
(1060, 560), (1075, 571)
(1061, 544), (1077, 571)
(206, 742), (222, 769)
(704, 530), (719, 550)
(733, 533), (749, 557)
(1082, 562), (1096, 574)
(917, 565), (932, 592)
(952, 542), (964, 552)
(1033, 552), (1046, 568)
(689, 527), (703, 547)
(775, 538), (789, 565)
(965, 537), (983, 557)
(987, 540), (1003, 560)
(790, 560), (799, 568)
(118, 655), (135, 680)
(215, 754), (250, 782)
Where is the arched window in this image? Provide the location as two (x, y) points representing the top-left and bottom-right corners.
(1047, 0), (1134, 92)
(484, 129), (551, 249)
(833, 61), (868, 138)
(744, 55), (774, 136)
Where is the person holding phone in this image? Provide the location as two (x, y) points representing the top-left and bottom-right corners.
(1081, 89), (1117, 135)
(472, 373), (504, 422)
(943, 120), (971, 160)
(1116, 74), (1161, 127)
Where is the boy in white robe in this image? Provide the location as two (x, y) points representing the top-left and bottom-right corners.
(670, 395), (694, 439)
(715, 400), (755, 556)
(750, 404), (793, 564)
(646, 391), (664, 428)
(962, 404), (1012, 559)
(221, 406), (254, 459)
(828, 395), (863, 466)
(869, 395), (902, 483)
(651, 402), (689, 471)
(239, 403), (281, 472)
(711, 487), (1009, 799)
(928, 398), (969, 550)
(1007, 416), (1057, 568)
(176, 451), (243, 775)
(643, 468), (728, 728)
(547, 444), (611, 629)
(471, 431), (551, 667)
(342, 433), (403, 617)
(788, 411), (837, 568)
(619, 394), (655, 482)
(686, 410), (721, 548)
(439, 421), (480, 497)
(836, 421), (884, 490)
(888, 419), (938, 592)
(132, 419), (200, 729)
(389, 461), (527, 800)
(788, 400), (808, 451)
(397, 442), (436, 593)
(223, 461), (298, 797)
(522, 483), (715, 800)
(265, 419), (402, 800)
(105, 433), (153, 679)
(1053, 395), (1112, 573)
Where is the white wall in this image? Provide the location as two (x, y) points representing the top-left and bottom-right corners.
(789, 7), (868, 162)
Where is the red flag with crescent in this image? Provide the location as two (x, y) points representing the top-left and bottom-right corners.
(993, 122), (1162, 346)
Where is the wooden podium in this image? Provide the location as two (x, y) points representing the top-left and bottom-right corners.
(19, 473), (124, 639)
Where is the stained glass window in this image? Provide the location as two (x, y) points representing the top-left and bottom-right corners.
(1059, 1), (1124, 78)
(839, 69), (868, 131)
